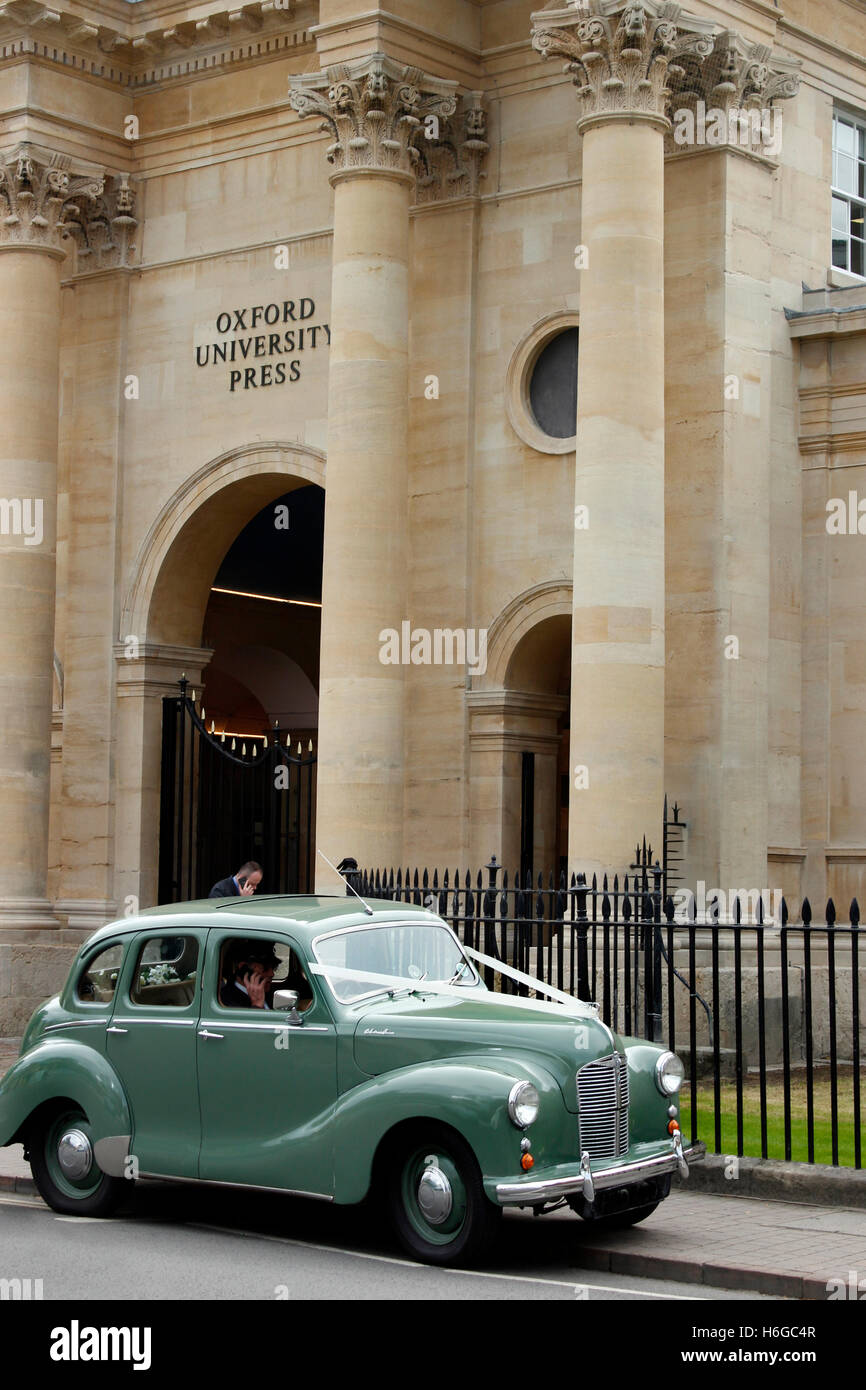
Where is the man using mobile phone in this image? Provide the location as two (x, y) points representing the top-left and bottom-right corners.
(219, 941), (280, 1009)
(208, 861), (263, 899)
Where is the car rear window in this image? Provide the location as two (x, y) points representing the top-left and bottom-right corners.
(76, 942), (124, 1004)
(130, 936), (199, 1007)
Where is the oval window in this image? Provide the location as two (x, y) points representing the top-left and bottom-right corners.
(528, 328), (579, 440)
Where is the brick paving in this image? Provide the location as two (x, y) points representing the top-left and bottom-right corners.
(2, 1035), (865, 1297)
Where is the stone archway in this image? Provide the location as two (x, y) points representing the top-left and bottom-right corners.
(121, 442), (325, 647)
(467, 583), (571, 875)
(114, 443), (325, 910)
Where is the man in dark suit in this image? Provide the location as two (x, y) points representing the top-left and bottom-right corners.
(208, 861), (263, 899)
(219, 941), (280, 1009)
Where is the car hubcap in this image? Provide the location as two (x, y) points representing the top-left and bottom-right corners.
(402, 1147), (468, 1246)
(417, 1162), (453, 1225)
(44, 1111), (103, 1199)
(57, 1128), (93, 1181)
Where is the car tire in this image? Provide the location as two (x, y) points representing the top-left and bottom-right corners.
(29, 1106), (126, 1217)
(591, 1200), (659, 1230)
(387, 1125), (501, 1267)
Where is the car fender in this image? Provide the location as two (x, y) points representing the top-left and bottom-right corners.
(0, 1040), (132, 1166)
(332, 1053), (569, 1203)
(621, 1039), (678, 1134)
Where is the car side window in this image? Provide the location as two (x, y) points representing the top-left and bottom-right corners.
(130, 936), (199, 1007)
(218, 937), (314, 1013)
(76, 942), (125, 1004)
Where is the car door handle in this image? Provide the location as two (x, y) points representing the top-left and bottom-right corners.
(106, 1026), (128, 1035)
(198, 1029), (224, 1040)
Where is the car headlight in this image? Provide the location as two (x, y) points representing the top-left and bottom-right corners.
(655, 1051), (685, 1097)
(507, 1081), (539, 1129)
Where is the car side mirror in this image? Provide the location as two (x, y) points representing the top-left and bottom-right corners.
(273, 989), (302, 1026)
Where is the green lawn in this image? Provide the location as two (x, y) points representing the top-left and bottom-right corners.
(680, 1067), (861, 1168)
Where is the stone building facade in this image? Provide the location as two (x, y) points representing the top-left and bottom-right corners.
(1, 0), (865, 1028)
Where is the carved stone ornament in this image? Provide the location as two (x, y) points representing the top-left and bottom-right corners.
(414, 93), (489, 203)
(66, 172), (138, 271)
(289, 53), (459, 183)
(0, 146), (137, 266)
(530, 0), (715, 130)
(664, 29), (801, 157)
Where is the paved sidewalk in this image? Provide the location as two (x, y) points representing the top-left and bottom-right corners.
(2, 1036), (865, 1298)
(522, 1189), (866, 1299)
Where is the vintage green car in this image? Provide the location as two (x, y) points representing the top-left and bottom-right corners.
(0, 895), (703, 1265)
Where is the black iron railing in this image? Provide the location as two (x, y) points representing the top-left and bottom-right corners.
(351, 852), (864, 1170)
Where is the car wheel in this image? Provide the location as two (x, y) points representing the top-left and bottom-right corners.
(388, 1126), (501, 1267)
(591, 1200), (659, 1230)
(29, 1107), (125, 1217)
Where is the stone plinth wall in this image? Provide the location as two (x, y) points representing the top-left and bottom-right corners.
(0, 942), (79, 1037)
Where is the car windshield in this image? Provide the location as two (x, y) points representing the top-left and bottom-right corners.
(313, 922), (477, 1003)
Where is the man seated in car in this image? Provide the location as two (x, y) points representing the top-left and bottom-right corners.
(219, 941), (281, 1009)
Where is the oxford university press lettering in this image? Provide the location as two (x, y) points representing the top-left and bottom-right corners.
(195, 297), (331, 392)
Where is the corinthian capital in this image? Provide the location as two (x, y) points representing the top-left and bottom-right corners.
(289, 53), (458, 183)
(414, 93), (489, 204)
(65, 172), (138, 271)
(698, 31), (800, 109)
(0, 146), (137, 266)
(0, 146), (98, 256)
(531, 0), (714, 131)
(666, 30), (800, 156)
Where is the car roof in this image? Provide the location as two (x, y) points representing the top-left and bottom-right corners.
(84, 895), (442, 950)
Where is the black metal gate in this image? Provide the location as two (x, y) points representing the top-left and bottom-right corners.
(158, 678), (316, 903)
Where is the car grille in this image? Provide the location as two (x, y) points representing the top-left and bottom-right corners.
(576, 1051), (629, 1160)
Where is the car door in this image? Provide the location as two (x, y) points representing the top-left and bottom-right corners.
(106, 927), (206, 1178)
(196, 929), (338, 1196)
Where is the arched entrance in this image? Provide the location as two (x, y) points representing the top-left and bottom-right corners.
(114, 444), (325, 910)
(467, 583), (571, 877)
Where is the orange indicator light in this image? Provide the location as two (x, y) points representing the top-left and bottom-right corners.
(521, 1153), (535, 1171)
(668, 1119), (680, 1135)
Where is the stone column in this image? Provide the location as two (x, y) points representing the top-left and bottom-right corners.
(0, 147), (104, 933)
(663, 34), (799, 897)
(54, 177), (138, 934)
(290, 56), (456, 882)
(531, 2), (713, 875)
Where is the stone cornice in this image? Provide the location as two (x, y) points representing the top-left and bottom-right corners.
(530, 0), (715, 131)
(0, 1), (315, 87)
(0, 143), (138, 266)
(466, 690), (570, 719)
(289, 52), (460, 185)
(113, 641), (214, 699)
(788, 306), (866, 338)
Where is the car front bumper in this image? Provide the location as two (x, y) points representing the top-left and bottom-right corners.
(494, 1140), (706, 1206)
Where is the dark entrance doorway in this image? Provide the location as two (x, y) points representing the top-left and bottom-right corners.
(158, 679), (316, 902)
(157, 481), (324, 902)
